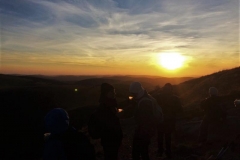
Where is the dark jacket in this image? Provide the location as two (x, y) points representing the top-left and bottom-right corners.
(155, 93), (182, 132)
(134, 91), (157, 136)
(96, 97), (123, 147)
(44, 127), (95, 160)
(201, 96), (226, 122)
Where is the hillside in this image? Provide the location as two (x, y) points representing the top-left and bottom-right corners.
(1, 67), (239, 111)
(177, 67), (240, 107)
(1, 68), (240, 159)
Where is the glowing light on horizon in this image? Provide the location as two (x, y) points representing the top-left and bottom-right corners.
(158, 52), (186, 70)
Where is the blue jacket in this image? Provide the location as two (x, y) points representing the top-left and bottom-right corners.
(44, 108), (95, 160)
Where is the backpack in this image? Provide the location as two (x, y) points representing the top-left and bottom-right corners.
(138, 94), (163, 124)
(88, 111), (102, 139)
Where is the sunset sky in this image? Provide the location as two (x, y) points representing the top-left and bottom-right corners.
(0, 0), (239, 77)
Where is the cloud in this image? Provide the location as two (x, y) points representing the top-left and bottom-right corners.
(0, 0), (239, 75)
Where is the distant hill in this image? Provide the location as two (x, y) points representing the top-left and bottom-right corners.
(32, 74), (193, 87)
(2, 67), (239, 109)
(101, 76), (193, 87)
(75, 78), (121, 86)
(0, 74), (64, 88)
(73, 76), (193, 90)
(42, 75), (101, 82)
(177, 67), (240, 107)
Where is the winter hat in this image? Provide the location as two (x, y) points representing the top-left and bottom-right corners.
(101, 83), (114, 95)
(209, 87), (218, 96)
(45, 108), (69, 134)
(129, 82), (145, 99)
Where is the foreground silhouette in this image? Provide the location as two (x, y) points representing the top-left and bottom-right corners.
(88, 83), (123, 160)
(198, 87), (226, 144)
(1, 77), (240, 160)
(154, 83), (183, 158)
(129, 82), (163, 160)
(44, 108), (95, 160)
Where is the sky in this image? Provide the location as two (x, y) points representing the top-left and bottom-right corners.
(0, 0), (239, 77)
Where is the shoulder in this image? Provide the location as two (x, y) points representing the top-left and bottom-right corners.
(139, 97), (152, 103)
(171, 95), (180, 100)
(138, 97), (153, 107)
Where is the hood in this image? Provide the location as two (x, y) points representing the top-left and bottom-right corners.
(129, 82), (145, 99)
(45, 108), (69, 134)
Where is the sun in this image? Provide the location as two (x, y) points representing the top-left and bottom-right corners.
(158, 52), (185, 70)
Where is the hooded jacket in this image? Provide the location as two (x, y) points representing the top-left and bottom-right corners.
(44, 108), (95, 160)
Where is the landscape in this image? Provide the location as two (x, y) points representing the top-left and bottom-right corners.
(1, 67), (240, 159)
(1, 0), (239, 159)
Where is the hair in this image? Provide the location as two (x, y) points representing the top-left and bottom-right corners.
(163, 83), (173, 93)
(99, 83), (114, 102)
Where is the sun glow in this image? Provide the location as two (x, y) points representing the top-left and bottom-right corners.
(158, 52), (185, 70)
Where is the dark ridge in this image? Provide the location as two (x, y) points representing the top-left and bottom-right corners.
(0, 74), (65, 87)
(177, 67), (240, 107)
(75, 78), (121, 86)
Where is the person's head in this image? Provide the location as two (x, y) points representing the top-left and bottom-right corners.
(129, 82), (145, 99)
(100, 83), (116, 99)
(209, 87), (218, 97)
(163, 83), (173, 94)
(45, 108), (69, 134)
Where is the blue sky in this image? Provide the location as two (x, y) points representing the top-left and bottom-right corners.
(0, 0), (239, 76)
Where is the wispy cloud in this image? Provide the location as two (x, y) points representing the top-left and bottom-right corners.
(0, 0), (239, 75)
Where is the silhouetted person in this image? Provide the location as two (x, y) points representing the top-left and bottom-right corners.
(129, 82), (160, 160)
(44, 108), (95, 160)
(155, 83), (182, 159)
(198, 87), (226, 144)
(88, 83), (122, 160)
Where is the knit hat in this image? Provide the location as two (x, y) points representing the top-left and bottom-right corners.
(129, 82), (145, 99)
(45, 108), (69, 134)
(209, 87), (218, 96)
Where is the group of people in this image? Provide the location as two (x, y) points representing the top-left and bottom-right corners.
(43, 82), (226, 160)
